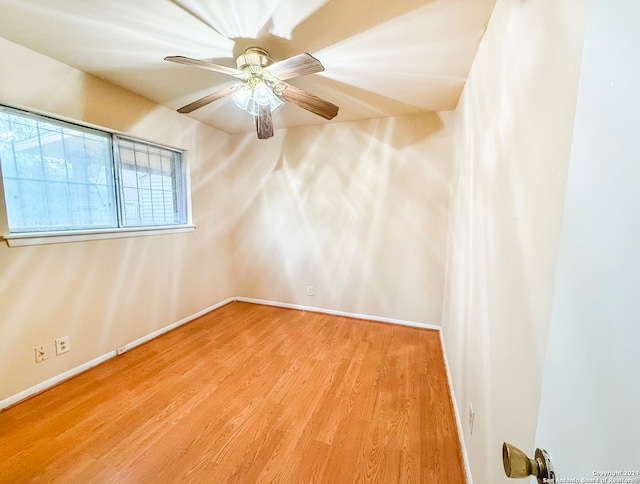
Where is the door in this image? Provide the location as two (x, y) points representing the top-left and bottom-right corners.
(534, 0), (640, 479)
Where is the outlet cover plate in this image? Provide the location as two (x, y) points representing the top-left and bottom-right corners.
(55, 336), (70, 355)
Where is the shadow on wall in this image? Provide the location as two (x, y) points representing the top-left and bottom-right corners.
(0, 37), (158, 134)
(79, 76), (159, 133)
(229, 112), (452, 323)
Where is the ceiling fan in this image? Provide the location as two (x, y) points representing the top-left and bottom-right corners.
(165, 47), (339, 139)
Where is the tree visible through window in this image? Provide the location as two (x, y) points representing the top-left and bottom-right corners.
(0, 106), (186, 234)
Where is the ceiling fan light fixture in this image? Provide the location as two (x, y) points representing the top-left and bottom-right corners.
(231, 80), (284, 117)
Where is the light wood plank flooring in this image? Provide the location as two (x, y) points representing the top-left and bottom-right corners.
(0, 302), (465, 483)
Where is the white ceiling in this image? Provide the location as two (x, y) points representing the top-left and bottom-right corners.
(0, 0), (496, 135)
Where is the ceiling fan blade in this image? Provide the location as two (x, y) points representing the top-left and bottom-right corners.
(266, 53), (324, 81)
(256, 105), (274, 139)
(177, 84), (240, 113)
(165, 55), (241, 78)
(281, 84), (339, 120)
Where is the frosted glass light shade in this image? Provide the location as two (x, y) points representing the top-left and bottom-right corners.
(231, 85), (252, 110)
(254, 82), (272, 106)
(231, 81), (283, 116)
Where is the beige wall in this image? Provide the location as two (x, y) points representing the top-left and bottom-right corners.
(441, 0), (588, 482)
(0, 37), (236, 402)
(229, 112), (453, 324)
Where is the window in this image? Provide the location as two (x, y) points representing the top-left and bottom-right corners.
(116, 138), (186, 227)
(0, 105), (190, 244)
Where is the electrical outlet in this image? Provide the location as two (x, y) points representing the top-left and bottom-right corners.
(55, 336), (70, 355)
(307, 285), (314, 296)
(468, 402), (475, 435)
(35, 344), (49, 363)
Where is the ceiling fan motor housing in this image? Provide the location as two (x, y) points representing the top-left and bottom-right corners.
(236, 47), (272, 70)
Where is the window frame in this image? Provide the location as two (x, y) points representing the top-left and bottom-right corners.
(0, 105), (194, 247)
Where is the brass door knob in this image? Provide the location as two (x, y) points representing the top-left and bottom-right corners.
(502, 442), (555, 483)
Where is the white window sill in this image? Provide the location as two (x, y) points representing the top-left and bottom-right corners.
(2, 225), (196, 247)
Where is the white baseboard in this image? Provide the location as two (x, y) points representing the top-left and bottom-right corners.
(234, 297), (441, 331)
(439, 331), (473, 484)
(117, 297), (235, 354)
(0, 297), (235, 411)
(0, 351), (115, 411)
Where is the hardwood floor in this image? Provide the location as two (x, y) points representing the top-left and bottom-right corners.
(0, 302), (465, 483)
